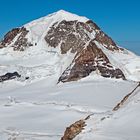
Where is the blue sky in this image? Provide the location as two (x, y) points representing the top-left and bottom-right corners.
(0, 0), (140, 54)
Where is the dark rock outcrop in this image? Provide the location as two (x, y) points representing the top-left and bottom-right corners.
(45, 19), (125, 82)
(12, 27), (33, 51)
(0, 72), (21, 82)
(0, 43), (4, 48)
(45, 20), (123, 54)
(94, 30), (123, 51)
(45, 20), (91, 54)
(58, 41), (125, 82)
(0, 27), (32, 51)
(61, 120), (86, 140)
(1, 28), (20, 47)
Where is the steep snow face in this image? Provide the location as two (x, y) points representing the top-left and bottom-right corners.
(24, 10), (88, 48)
(0, 10), (140, 83)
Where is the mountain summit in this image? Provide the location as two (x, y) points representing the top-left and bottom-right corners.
(0, 10), (140, 83)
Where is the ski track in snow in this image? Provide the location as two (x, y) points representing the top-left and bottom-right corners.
(0, 80), (138, 140)
(0, 84), (103, 140)
(1, 128), (62, 140)
(0, 98), (100, 114)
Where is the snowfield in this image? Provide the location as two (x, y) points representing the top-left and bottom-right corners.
(0, 78), (139, 140)
(75, 82), (140, 140)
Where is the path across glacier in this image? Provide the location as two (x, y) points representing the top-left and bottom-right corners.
(0, 79), (136, 140)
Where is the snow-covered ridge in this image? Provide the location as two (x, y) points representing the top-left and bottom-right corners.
(24, 10), (89, 44)
(25, 10), (88, 28)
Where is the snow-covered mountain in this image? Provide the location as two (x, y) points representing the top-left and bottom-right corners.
(0, 10), (140, 84)
(0, 10), (140, 140)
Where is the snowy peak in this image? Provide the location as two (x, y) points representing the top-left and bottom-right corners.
(48, 10), (88, 22)
(0, 10), (89, 51)
(24, 10), (88, 29)
(0, 10), (140, 83)
(0, 10), (121, 53)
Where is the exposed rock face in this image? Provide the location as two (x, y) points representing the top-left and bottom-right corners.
(12, 27), (32, 51)
(61, 120), (86, 140)
(0, 72), (21, 82)
(0, 43), (4, 48)
(45, 19), (125, 82)
(0, 27), (32, 51)
(45, 20), (123, 54)
(1, 28), (20, 47)
(45, 20), (93, 54)
(58, 41), (125, 82)
(94, 29), (124, 51)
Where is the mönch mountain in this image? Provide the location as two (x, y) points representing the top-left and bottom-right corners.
(0, 10), (140, 83)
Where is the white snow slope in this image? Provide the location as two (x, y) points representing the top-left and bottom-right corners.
(0, 10), (140, 140)
(74, 81), (140, 140)
(0, 78), (139, 140)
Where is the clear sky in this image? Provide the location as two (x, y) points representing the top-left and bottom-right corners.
(0, 0), (140, 55)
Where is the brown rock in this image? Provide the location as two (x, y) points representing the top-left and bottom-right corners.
(95, 31), (120, 51)
(86, 20), (100, 31)
(58, 40), (125, 82)
(0, 43), (4, 48)
(45, 20), (97, 54)
(45, 19), (125, 82)
(1, 27), (33, 51)
(12, 27), (31, 51)
(61, 120), (86, 140)
(113, 82), (140, 111)
(45, 19), (123, 54)
(1, 28), (20, 47)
